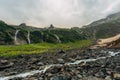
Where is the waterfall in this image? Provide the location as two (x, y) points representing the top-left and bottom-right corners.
(14, 30), (20, 45)
(27, 31), (31, 44)
(55, 35), (61, 43)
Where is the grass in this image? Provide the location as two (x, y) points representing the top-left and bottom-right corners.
(0, 40), (91, 57)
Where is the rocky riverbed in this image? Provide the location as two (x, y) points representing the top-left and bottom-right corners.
(0, 48), (120, 80)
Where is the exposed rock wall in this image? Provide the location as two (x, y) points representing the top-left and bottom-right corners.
(91, 34), (120, 49)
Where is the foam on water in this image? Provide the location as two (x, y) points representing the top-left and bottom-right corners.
(0, 51), (119, 80)
(0, 65), (52, 80)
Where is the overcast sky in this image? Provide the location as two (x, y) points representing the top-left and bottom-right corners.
(0, 0), (120, 28)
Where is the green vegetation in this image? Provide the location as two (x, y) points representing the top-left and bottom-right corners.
(0, 40), (91, 57)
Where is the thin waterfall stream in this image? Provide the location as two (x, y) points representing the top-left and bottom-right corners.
(55, 35), (61, 43)
(27, 31), (31, 44)
(14, 30), (20, 45)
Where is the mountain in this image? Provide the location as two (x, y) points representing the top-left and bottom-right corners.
(81, 12), (120, 39)
(0, 12), (120, 45)
(0, 21), (86, 45)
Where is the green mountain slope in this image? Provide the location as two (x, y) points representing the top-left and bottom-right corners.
(81, 12), (120, 39)
(0, 21), (87, 45)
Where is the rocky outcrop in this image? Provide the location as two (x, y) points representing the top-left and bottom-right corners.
(90, 34), (120, 49)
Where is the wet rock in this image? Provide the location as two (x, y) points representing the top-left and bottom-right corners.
(50, 66), (62, 74)
(50, 76), (71, 80)
(9, 72), (18, 75)
(58, 50), (65, 54)
(62, 54), (67, 58)
(23, 77), (38, 80)
(116, 66), (120, 71)
(1, 60), (8, 64)
(0, 62), (14, 70)
(105, 76), (111, 80)
(10, 77), (23, 80)
(82, 76), (104, 80)
(94, 71), (105, 78)
(57, 59), (64, 64)
(69, 58), (75, 62)
(37, 62), (44, 66)
(77, 74), (82, 78)
(30, 58), (38, 64)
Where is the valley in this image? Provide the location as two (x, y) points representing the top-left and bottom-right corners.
(0, 12), (120, 80)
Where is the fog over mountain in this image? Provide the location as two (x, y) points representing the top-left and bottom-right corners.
(0, 0), (120, 27)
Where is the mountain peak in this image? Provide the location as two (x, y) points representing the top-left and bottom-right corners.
(107, 12), (120, 19)
(19, 23), (27, 27)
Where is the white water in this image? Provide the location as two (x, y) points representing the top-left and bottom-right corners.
(0, 51), (119, 80)
(14, 30), (20, 45)
(0, 65), (52, 80)
(27, 31), (31, 44)
(67, 57), (106, 65)
(55, 35), (61, 43)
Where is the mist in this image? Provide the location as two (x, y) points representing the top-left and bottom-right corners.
(0, 0), (120, 28)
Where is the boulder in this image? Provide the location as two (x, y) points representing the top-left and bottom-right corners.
(90, 34), (120, 49)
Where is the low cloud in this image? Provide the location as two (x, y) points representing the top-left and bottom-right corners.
(0, 0), (120, 28)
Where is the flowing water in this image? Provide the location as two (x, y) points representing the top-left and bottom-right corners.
(27, 31), (31, 44)
(55, 35), (61, 43)
(0, 51), (119, 80)
(14, 30), (20, 45)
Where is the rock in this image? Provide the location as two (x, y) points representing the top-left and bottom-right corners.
(69, 58), (75, 62)
(37, 62), (44, 66)
(91, 34), (120, 49)
(112, 73), (120, 79)
(50, 76), (71, 80)
(1, 60), (8, 64)
(30, 58), (38, 64)
(62, 54), (67, 58)
(105, 76), (111, 80)
(9, 72), (18, 75)
(50, 66), (62, 74)
(58, 50), (65, 54)
(82, 76), (104, 80)
(57, 59), (64, 64)
(11, 77), (23, 80)
(23, 77), (38, 80)
(94, 71), (105, 78)
(77, 74), (82, 78)
(0, 62), (14, 70)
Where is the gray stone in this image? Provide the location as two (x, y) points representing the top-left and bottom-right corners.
(57, 59), (64, 64)
(77, 74), (82, 78)
(37, 62), (44, 66)
(105, 76), (111, 80)
(1, 60), (8, 64)
(50, 76), (71, 80)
